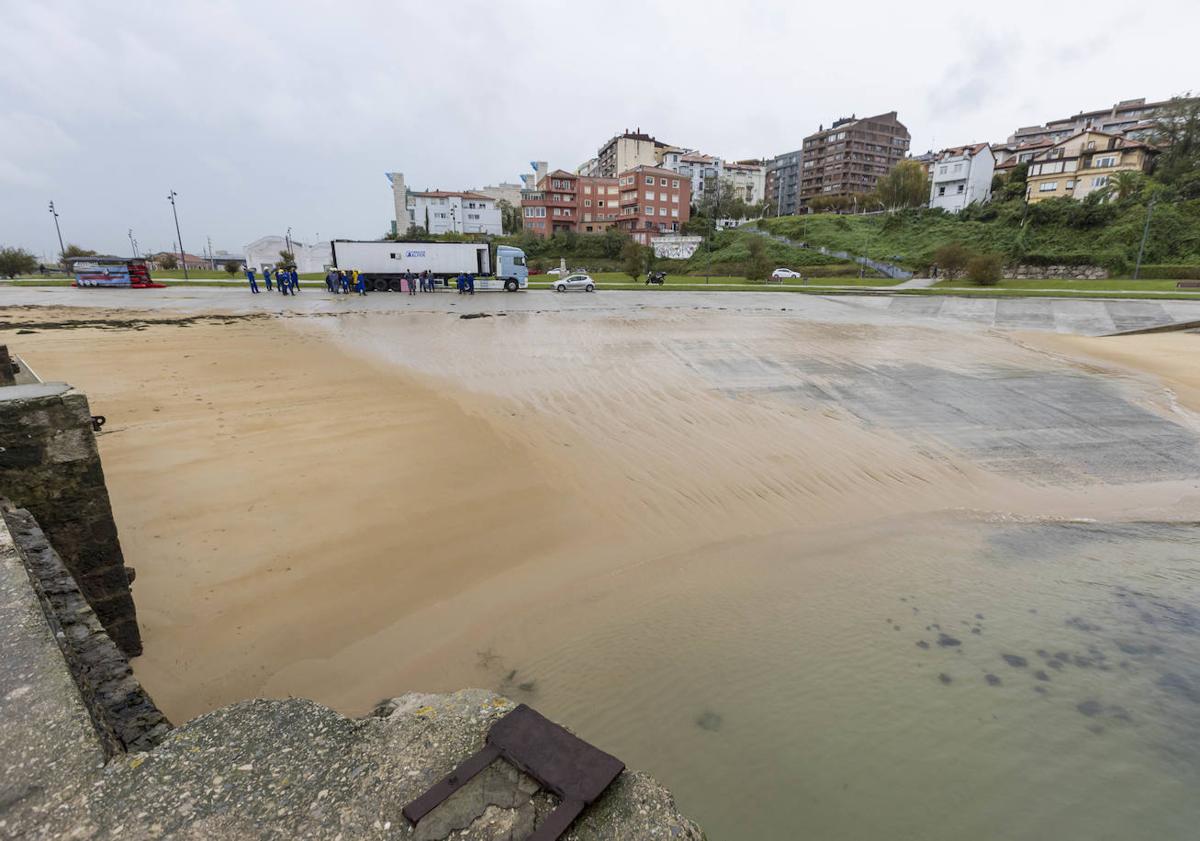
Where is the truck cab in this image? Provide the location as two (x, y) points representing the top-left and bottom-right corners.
(495, 245), (528, 290)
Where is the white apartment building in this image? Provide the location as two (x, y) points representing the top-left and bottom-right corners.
(386, 172), (503, 235)
(662, 152), (766, 209)
(928, 144), (995, 213)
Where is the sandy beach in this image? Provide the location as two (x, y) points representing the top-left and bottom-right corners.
(5, 294), (1199, 841)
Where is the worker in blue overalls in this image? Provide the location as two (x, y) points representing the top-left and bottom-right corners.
(263, 267), (273, 291)
(290, 267), (300, 293)
(466, 273), (475, 295)
(246, 266), (259, 293)
(355, 270), (366, 296)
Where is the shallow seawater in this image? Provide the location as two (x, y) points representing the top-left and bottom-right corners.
(464, 514), (1200, 841)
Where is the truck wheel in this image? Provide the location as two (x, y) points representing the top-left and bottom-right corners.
(388, 278), (402, 292)
(374, 278), (389, 292)
(505, 278), (518, 292)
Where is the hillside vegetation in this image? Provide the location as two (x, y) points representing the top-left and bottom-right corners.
(760, 197), (1200, 275)
(497, 227), (864, 277)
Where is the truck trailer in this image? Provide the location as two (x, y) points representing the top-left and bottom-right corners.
(329, 240), (528, 292)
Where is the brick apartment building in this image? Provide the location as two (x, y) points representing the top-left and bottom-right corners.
(522, 165), (690, 243)
(520, 170), (622, 236)
(798, 111), (910, 207)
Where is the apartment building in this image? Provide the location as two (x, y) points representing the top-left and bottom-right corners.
(766, 149), (801, 216)
(520, 169), (622, 237)
(596, 129), (674, 177)
(798, 111), (910, 207)
(928, 144), (995, 213)
(387, 172), (503, 235)
(615, 165), (692, 245)
(1024, 130), (1158, 204)
(1006, 97), (1172, 148)
(724, 160), (766, 204)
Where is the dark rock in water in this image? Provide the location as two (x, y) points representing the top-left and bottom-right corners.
(1046, 659), (1064, 670)
(1065, 616), (1102, 632)
(916, 640), (930, 650)
(1034, 670), (1051, 682)
(1033, 685), (1048, 695)
(460, 312), (493, 320)
(886, 618), (892, 624)
(971, 627), (982, 635)
(1036, 649), (1050, 659)
(931, 623), (940, 631)
(900, 597), (908, 603)
(925, 625), (932, 632)
(1002, 654), (1028, 668)
(17, 329), (38, 335)
(1108, 706), (1133, 723)
(1157, 673), (1200, 704)
(975, 613), (984, 620)
(1072, 655), (1095, 668)
(517, 680), (537, 693)
(696, 710), (723, 731)
(1054, 651), (1070, 662)
(985, 674), (1002, 687)
(937, 633), (961, 647)
(938, 673), (953, 685)
(894, 626), (901, 631)
(1077, 699), (1104, 717)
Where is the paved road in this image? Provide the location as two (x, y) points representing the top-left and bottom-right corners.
(5, 286), (1200, 337)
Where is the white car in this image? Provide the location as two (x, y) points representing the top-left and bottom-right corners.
(771, 268), (802, 279)
(553, 273), (596, 293)
(546, 267), (562, 275)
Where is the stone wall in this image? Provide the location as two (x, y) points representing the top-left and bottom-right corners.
(1004, 264), (1110, 280)
(2, 502), (170, 754)
(0, 382), (142, 655)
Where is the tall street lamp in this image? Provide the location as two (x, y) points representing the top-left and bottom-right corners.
(48, 201), (66, 266)
(128, 228), (139, 258)
(1133, 195), (1158, 281)
(167, 190), (189, 279)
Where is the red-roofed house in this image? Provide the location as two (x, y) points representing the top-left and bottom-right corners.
(1025, 130), (1158, 204)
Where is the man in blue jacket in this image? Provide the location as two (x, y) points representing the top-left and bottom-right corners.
(263, 267), (273, 291)
(246, 267), (259, 293)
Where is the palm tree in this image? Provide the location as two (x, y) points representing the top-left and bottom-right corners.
(1097, 171), (1143, 203)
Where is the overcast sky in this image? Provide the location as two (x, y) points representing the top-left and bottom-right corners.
(1, 0), (1195, 259)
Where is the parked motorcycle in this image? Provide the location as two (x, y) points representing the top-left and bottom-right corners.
(646, 271), (667, 285)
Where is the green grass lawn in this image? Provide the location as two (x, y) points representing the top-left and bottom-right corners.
(531, 272), (901, 288)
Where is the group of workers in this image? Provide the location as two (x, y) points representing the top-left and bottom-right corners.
(245, 266), (479, 296)
(244, 266), (301, 295)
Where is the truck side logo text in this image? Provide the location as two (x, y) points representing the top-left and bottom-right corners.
(404, 250), (426, 258)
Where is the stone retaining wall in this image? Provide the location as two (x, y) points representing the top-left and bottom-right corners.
(2, 502), (170, 754)
(0, 382), (142, 655)
(1004, 264), (1110, 280)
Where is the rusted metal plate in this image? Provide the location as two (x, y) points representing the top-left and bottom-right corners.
(403, 704), (625, 841)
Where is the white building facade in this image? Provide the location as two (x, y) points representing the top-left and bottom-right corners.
(928, 144), (995, 213)
(387, 172), (504, 235)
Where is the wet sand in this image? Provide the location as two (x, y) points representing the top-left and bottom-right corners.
(5, 299), (1199, 840)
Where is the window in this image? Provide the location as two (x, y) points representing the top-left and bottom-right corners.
(660, 178), (668, 186)
(659, 192), (667, 201)
(645, 205), (654, 215)
(1086, 141), (1096, 150)
(645, 190), (654, 200)
(672, 180), (680, 188)
(468, 213), (480, 220)
(1066, 180), (1076, 189)
(584, 185), (592, 193)
(671, 194), (678, 203)
(937, 186), (946, 196)
(953, 163), (963, 173)
(552, 208), (562, 216)
(1094, 156), (1117, 168)
(956, 184), (964, 194)
(659, 207), (667, 216)
(597, 200), (605, 207)
(645, 176), (654, 185)
(584, 199), (591, 207)
(1038, 182), (1058, 192)
(1092, 176), (1108, 187)
(607, 186), (618, 195)
(671, 208), (679, 218)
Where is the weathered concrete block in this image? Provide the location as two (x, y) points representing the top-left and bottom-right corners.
(0, 383), (141, 655)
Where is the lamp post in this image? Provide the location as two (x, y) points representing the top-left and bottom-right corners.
(285, 226), (293, 262)
(167, 190), (188, 279)
(48, 201), (66, 266)
(1132, 195), (1158, 281)
(128, 228), (138, 258)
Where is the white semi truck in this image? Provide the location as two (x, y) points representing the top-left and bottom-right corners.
(329, 240), (528, 292)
